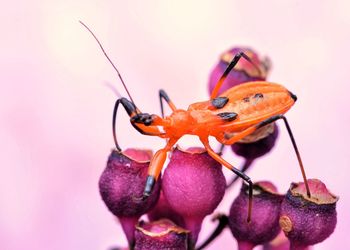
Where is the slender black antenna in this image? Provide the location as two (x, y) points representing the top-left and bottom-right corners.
(79, 21), (136, 105)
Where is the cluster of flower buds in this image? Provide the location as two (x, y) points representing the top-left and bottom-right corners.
(227, 179), (338, 249)
(99, 47), (338, 249)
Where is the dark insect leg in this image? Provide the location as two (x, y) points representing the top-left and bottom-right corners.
(210, 52), (262, 99)
(112, 98), (138, 151)
(112, 97), (163, 151)
(219, 114), (310, 197)
(217, 143), (225, 156)
(226, 158), (254, 189)
(256, 114), (311, 197)
(201, 138), (253, 222)
(159, 89), (177, 118)
(217, 137), (254, 189)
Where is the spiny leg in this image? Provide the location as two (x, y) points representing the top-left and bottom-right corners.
(210, 52), (262, 99)
(221, 114), (311, 197)
(201, 138), (253, 223)
(159, 89), (177, 118)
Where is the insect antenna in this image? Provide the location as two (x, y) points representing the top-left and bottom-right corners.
(79, 21), (137, 106)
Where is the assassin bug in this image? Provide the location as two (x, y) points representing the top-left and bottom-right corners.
(80, 21), (311, 222)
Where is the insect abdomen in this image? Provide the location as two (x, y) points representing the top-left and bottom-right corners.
(219, 81), (296, 128)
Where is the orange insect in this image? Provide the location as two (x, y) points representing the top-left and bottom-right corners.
(81, 22), (310, 222)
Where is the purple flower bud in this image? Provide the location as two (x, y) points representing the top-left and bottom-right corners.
(229, 181), (284, 249)
(148, 191), (185, 227)
(134, 219), (189, 250)
(99, 149), (161, 246)
(280, 179), (338, 249)
(162, 147), (226, 245)
(231, 124), (279, 160)
(208, 47), (270, 96)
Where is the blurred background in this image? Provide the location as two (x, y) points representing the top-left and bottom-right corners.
(1, 0), (349, 249)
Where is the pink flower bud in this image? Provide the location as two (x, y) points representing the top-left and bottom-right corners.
(162, 147), (226, 246)
(229, 181), (284, 249)
(99, 149), (161, 246)
(134, 219), (189, 250)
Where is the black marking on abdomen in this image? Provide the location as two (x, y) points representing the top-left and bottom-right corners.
(217, 112), (238, 121)
(243, 97), (250, 102)
(254, 93), (264, 98)
(211, 97), (229, 109)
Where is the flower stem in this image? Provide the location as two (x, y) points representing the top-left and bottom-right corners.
(196, 214), (229, 250)
(184, 216), (203, 249)
(289, 242), (309, 250)
(119, 216), (139, 248)
(238, 241), (255, 250)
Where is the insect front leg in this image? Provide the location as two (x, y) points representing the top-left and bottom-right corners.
(200, 137), (254, 223)
(219, 114), (311, 197)
(112, 97), (164, 151)
(141, 138), (178, 199)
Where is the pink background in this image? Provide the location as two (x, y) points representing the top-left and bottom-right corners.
(1, 1), (349, 249)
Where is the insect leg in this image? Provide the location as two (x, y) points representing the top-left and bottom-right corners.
(210, 52), (262, 99)
(226, 159), (254, 189)
(159, 89), (177, 118)
(217, 143), (226, 156)
(201, 138), (253, 223)
(112, 97), (164, 151)
(112, 98), (138, 151)
(142, 138), (178, 199)
(222, 115), (311, 198)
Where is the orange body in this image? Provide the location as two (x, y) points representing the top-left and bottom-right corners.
(135, 80), (297, 184)
(157, 81), (295, 143)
